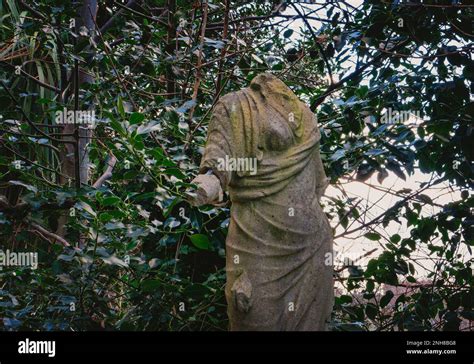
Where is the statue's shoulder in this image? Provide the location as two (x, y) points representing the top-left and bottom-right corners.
(300, 102), (317, 123)
(214, 89), (248, 116)
(217, 89), (245, 105)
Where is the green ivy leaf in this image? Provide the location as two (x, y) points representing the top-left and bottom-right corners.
(365, 232), (381, 241)
(189, 234), (210, 250)
(130, 112), (145, 125)
(380, 290), (394, 308)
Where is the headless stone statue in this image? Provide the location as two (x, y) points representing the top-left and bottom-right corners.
(189, 73), (334, 331)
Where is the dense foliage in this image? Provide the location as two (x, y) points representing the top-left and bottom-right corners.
(0, 0), (472, 331)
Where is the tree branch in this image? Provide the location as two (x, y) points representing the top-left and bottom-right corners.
(291, 3), (334, 85)
(93, 154), (117, 188)
(30, 221), (71, 247)
(310, 39), (409, 110)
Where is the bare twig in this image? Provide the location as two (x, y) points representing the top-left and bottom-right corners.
(310, 39), (409, 110)
(92, 154), (117, 188)
(30, 222), (71, 247)
(291, 3), (334, 85)
(0, 61), (60, 93)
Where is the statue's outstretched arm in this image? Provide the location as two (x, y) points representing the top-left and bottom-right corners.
(188, 100), (232, 207)
(188, 170), (224, 207)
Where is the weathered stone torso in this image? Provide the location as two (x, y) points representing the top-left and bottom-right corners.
(197, 73), (334, 330)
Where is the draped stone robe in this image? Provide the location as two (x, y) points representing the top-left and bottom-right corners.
(199, 73), (334, 331)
